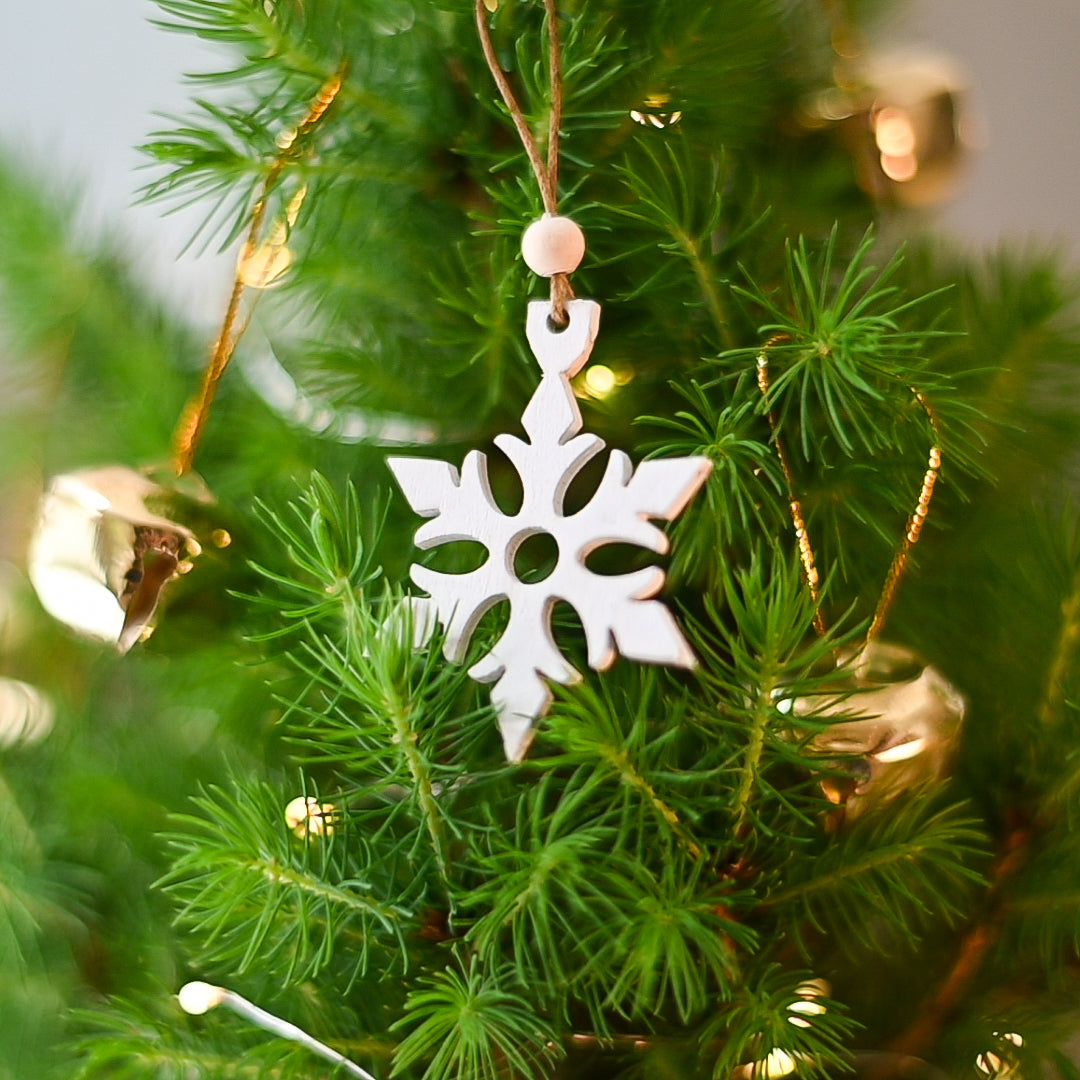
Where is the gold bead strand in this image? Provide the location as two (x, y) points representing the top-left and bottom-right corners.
(866, 389), (943, 642)
(756, 338), (829, 638)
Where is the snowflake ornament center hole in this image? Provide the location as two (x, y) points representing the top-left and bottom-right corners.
(511, 530), (560, 583)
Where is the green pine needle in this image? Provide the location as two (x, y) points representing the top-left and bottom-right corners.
(732, 228), (952, 461)
(392, 958), (561, 1080)
(159, 780), (409, 986)
(702, 964), (861, 1080)
(764, 799), (988, 956)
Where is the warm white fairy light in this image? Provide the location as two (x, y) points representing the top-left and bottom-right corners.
(734, 1049), (799, 1080)
(788, 999), (827, 1016)
(786, 979), (829, 1028)
(630, 109), (683, 128)
(630, 94), (682, 128)
(735, 981), (831, 1073)
(177, 981), (379, 1080)
(177, 981), (226, 1015)
(975, 1033), (1024, 1078)
(583, 364), (617, 397)
(975, 1050), (1007, 1077)
(284, 795), (336, 838)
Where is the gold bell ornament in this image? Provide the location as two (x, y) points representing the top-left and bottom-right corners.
(802, 46), (974, 208)
(27, 466), (209, 653)
(25, 71), (348, 653)
(795, 641), (966, 819)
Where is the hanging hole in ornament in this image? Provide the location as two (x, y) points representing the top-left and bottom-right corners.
(512, 531), (559, 583)
(546, 314), (568, 334)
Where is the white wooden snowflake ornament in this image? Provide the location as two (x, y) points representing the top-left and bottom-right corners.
(387, 300), (711, 761)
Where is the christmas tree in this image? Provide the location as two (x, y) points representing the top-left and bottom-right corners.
(2, 2), (1080, 1078)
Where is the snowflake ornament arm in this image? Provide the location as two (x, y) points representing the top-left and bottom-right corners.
(388, 300), (711, 761)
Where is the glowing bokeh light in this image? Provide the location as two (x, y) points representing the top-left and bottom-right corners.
(583, 364), (618, 397)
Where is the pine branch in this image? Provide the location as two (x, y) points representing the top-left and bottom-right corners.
(392, 957), (561, 1080)
(72, 998), (381, 1080)
(159, 782), (409, 986)
(884, 507), (1080, 1053)
(1036, 560), (1080, 740)
(700, 965), (861, 1080)
(542, 677), (706, 859)
(244, 474), (383, 620)
(386, 687), (456, 891)
(732, 229), (954, 461)
(609, 139), (736, 348)
(1008, 828), (1080, 967)
(688, 552), (863, 840)
(581, 856), (755, 1024)
(0, 771), (76, 976)
(765, 800), (988, 956)
(463, 768), (638, 993)
(20, 4), (1080, 1079)
(886, 823), (1028, 1059)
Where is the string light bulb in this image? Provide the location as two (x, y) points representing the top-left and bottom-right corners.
(734, 1049), (799, 1080)
(177, 981), (226, 1015)
(734, 980), (831, 1077)
(284, 795), (336, 838)
(975, 1033), (1024, 1079)
(583, 364), (617, 398)
(177, 981), (378, 1080)
(630, 92), (683, 128)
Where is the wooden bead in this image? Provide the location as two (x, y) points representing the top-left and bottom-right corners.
(521, 214), (585, 277)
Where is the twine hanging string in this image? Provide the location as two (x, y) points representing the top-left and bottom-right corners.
(172, 66), (346, 477)
(474, 0), (575, 325)
(756, 338), (942, 645)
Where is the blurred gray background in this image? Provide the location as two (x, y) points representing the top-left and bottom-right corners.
(0, 0), (1077, 323)
(901, 0), (1080, 257)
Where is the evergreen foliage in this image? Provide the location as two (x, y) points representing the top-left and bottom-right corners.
(0, 1), (1080, 1079)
